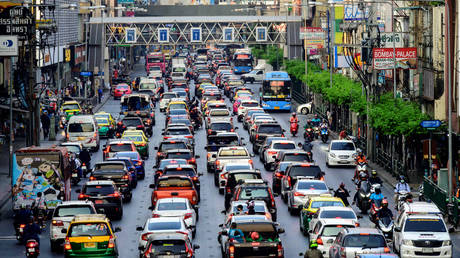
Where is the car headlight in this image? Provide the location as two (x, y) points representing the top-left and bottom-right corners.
(443, 240), (452, 246)
(402, 240), (413, 246)
(352, 153), (358, 158)
(330, 153), (336, 158)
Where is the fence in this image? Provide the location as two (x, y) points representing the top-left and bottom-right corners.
(423, 177), (459, 227)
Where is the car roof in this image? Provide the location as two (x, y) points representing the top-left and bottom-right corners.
(57, 200), (94, 207)
(297, 179), (326, 184)
(318, 218), (357, 226)
(95, 161), (126, 166)
(85, 180), (115, 186)
(401, 202), (441, 214)
(146, 232), (188, 242)
(318, 206), (355, 212)
(108, 140), (133, 145)
(164, 149), (191, 153)
(330, 140), (354, 144)
(343, 227), (383, 235)
(72, 214), (108, 223)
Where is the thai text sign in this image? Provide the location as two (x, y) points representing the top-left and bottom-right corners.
(373, 47), (417, 70)
(379, 33), (404, 48)
(300, 27), (325, 50)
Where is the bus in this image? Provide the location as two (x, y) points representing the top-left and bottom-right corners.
(146, 52), (166, 73)
(233, 49), (253, 74)
(260, 71), (292, 111)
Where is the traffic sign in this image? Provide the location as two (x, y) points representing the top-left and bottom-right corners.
(158, 28), (169, 43)
(125, 28), (136, 43)
(191, 27), (201, 42)
(80, 71), (92, 76)
(420, 120), (441, 128)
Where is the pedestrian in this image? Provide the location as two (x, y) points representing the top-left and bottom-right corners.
(40, 110), (50, 139)
(334, 182), (350, 206)
(98, 87), (103, 103)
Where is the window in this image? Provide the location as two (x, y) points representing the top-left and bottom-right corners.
(69, 223), (110, 237)
(157, 202), (187, 211)
(84, 185), (115, 196)
(258, 125), (283, 134)
(343, 234), (386, 248)
(322, 225), (354, 237)
(109, 144), (133, 152)
(166, 128), (190, 135)
(219, 149), (248, 157)
(149, 240), (186, 253)
(166, 152), (191, 160)
(289, 166), (322, 178)
(296, 181), (328, 191)
(320, 210), (356, 219)
(68, 123), (94, 133)
(147, 221), (182, 230)
(240, 188), (269, 198)
(95, 163), (125, 170)
(62, 104), (80, 111)
(161, 142), (188, 151)
(404, 218), (447, 232)
(330, 142), (355, 151)
(55, 206), (95, 217)
(157, 178), (192, 188)
(310, 201), (344, 209)
(210, 123), (232, 131)
(122, 119), (142, 127)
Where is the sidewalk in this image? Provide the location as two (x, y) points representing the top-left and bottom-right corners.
(0, 90), (111, 213)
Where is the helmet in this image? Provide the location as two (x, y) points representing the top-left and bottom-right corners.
(250, 232), (260, 240)
(340, 182), (345, 188)
(371, 170), (377, 176)
(382, 199), (389, 207)
(310, 239), (318, 248)
(400, 176), (405, 184)
(292, 112), (296, 117)
(356, 148), (362, 154)
(359, 172), (367, 178)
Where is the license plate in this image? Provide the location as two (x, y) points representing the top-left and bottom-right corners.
(338, 161), (349, 164)
(72, 174), (78, 178)
(27, 248), (35, 252)
(95, 200), (103, 204)
(82, 166), (86, 170)
(77, 137), (86, 141)
(84, 242), (96, 248)
(274, 106), (280, 109)
(422, 248), (433, 253)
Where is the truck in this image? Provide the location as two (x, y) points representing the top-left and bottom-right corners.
(149, 176), (199, 208)
(13, 146), (71, 212)
(146, 52), (166, 73)
(240, 60), (273, 83)
(214, 146), (253, 174)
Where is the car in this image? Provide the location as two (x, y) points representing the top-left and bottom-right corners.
(162, 126), (194, 145)
(207, 120), (235, 136)
(258, 136), (287, 160)
(49, 201), (97, 252)
(164, 149), (198, 168)
(224, 200), (272, 222)
(274, 150), (312, 167)
(94, 113), (115, 138)
(59, 142), (83, 156)
(326, 140), (357, 167)
(155, 158), (188, 182)
(205, 108), (232, 126)
(252, 122), (284, 153)
(77, 180), (123, 219)
(206, 132), (244, 173)
(217, 162), (254, 191)
(159, 92), (180, 112)
(155, 139), (193, 166)
(61, 100), (82, 123)
(162, 164), (202, 198)
(262, 140), (297, 170)
(242, 108), (265, 129)
(106, 157), (138, 188)
(114, 83), (131, 99)
(136, 217), (193, 253)
(296, 101), (312, 115)
(236, 99), (259, 119)
(280, 163), (325, 197)
(150, 176), (199, 208)
(309, 219), (357, 257)
(272, 161), (296, 194)
(151, 197), (198, 237)
(329, 228), (390, 258)
(121, 130), (149, 159)
(286, 179), (331, 214)
(140, 232), (199, 258)
(120, 116), (147, 135)
(103, 140), (137, 160)
(167, 100), (188, 112)
(63, 214), (121, 258)
(303, 206), (359, 236)
(90, 162), (134, 202)
(113, 151), (145, 179)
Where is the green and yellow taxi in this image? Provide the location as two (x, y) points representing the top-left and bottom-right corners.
(121, 129), (149, 159)
(94, 112), (116, 138)
(61, 101), (82, 120)
(299, 196), (345, 234)
(63, 214), (121, 258)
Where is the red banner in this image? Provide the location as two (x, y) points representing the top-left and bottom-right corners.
(373, 47), (417, 70)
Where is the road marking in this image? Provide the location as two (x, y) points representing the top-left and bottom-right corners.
(0, 236), (17, 240)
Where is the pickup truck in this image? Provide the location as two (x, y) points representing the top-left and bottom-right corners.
(206, 133), (243, 173)
(218, 216), (285, 258)
(149, 176), (199, 208)
(214, 146), (254, 174)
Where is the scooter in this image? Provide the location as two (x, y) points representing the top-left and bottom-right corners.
(320, 127), (328, 143)
(378, 216), (394, 240)
(354, 162), (368, 181)
(290, 122), (299, 137)
(369, 199), (382, 224)
(313, 126), (320, 139)
(71, 168), (80, 185)
(356, 181), (371, 213)
(396, 190), (410, 211)
(25, 239), (40, 258)
(16, 223), (26, 242)
(304, 128), (314, 142)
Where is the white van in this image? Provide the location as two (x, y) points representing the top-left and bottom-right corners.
(66, 115), (99, 151)
(393, 202), (453, 258)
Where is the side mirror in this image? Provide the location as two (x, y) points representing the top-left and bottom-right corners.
(149, 184), (156, 189)
(76, 189), (81, 193)
(136, 226), (143, 231)
(218, 224), (223, 228)
(394, 226), (401, 232)
(212, 154), (217, 158)
(114, 227), (122, 232)
(277, 228), (285, 234)
(250, 153), (255, 157)
(61, 228), (67, 234)
(357, 215), (363, 219)
(193, 244), (200, 250)
(154, 146), (158, 150)
(195, 155), (200, 159)
(308, 230), (313, 233)
(234, 126), (239, 130)
(198, 173), (204, 176)
(204, 146), (208, 150)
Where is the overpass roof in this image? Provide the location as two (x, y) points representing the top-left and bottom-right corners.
(89, 16), (302, 24)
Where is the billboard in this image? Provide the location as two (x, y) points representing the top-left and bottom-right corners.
(300, 27), (325, 51)
(373, 47), (417, 70)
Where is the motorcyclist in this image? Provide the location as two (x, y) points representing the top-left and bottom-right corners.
(370, 186), (384, 205)
(23, 216), (41, 246)
(304, 119), (313, 130)
(290, 112), (299, 124)
(70, 153), (82, 178)
(311, 114), (321, 127)
(339, 129), (348, 140)
(334, 182), (350, 206)
(394, 176), (411, 203)
(14, 204), (32, 229)
(352, 172), (369, 205)
(377, 199), (394, 220)
(368, 170), (383, 185)
(355, 148), (367, 164)
(79, 148), (91, 178)
(303, 239), (324, 258)
(320, 119), (328, 129)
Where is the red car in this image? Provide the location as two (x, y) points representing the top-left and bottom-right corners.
(113, 84), (132, 99)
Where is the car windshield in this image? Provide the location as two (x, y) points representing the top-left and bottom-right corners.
(404, 218), (447, 232)
(157, 202), (187, 211)
(258, 124), (282, 134)
(147, 221), (182, 230)
(150, 240), (186, 254)
(331, 142), (355, 151)
(320, 210), (356, 219)
(169, 103), (186, 110)
(283, 153), (309, 162)
(159, 160), (188, 170)
(225, 164), (252, 171)
(232, 204), (265, 213)
(169, 109), (188, 115)
(273, 143), (296, 150)
(69, 223), (110, 237)
(278, 163), (291, 172)
(233, 174), (260, 182)
(289, 166), (322, 177)
(163, 93), (177, 99)
(54, 205), (94, 217)
(62, 104), (80, 110)
(123, 119), (142, 127)
(96, 118), (109, 124)
(240, 188), (269, 198)
(161, 142), (188, 151)
(84, 185), (115, 196)
(311, 201), (344, 209)
(122, 136), (143, 142)
(297, 181), (327, 190)
(157, 178), (192, 188)
(211, 123), (232, 131)
(109, 144), (132, 152)
(166, 128), (190, 135)
(170, 119), (191, 126)
(114, 152), (139, 160)
(95, 163), (125, 170)
(164, 169), (195, 177)
(166, 152), (191, 160)
(117, 85), (129, 90)
(219, 149), (248, 157)
(322, 225), (354, 237)
(68, 123), (94, 133)
(343, 234), (386, 248)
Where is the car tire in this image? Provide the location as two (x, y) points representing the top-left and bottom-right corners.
(50, 240), (60, 252)
(282, 192), (287, 203)
(250, 78), (255, 84)
(219, 188), (224, 194)
(116, 208), (123, 220)
(192, 229), (196, 238)
(214, 173), (219, 186)
(252, 144), (258, 154)
(301, 107), (309, 115)
(264, 162), (271, 171)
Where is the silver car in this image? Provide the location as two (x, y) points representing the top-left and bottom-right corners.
(287, 179), (330, 213)
(329, 228), (390, 258)
(151, 198), (197, 237)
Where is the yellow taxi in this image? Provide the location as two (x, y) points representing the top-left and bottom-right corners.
(233, 90), (253, 102)
(202, 99), (225, 113)
(63, 214), (121, 258)
(197, 82), (214, 95)
(121, 129), (149, 159)
(61, 101), (82, 120)
(299, 196), (345, 233)
(94, 112), (116, 138)
(167, 99), (188, 112)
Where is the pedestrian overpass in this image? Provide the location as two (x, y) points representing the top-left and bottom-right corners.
(89, 16), (302, 46)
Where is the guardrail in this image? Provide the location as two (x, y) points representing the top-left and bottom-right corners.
(423, 177), (459, 227)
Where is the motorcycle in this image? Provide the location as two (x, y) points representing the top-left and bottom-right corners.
(354, 162), (368, 181)
(320, 127), (328, 143)
(313, 126), (320, 139)
(304, 128), (314, 142)
(25, 239), (40, 258)
(290, 122), (299, 137)
(378, 216), (394, 240)
(59, 115), (67, 129)
(115, 123), (125, 138)
(71, 168), (80, 186)
(16, 223), (26, 242)
(35, 207), (47, 229)
(369, 198), (383, 224)
(396, 190), (410, 211)
(356, 181), (371, 213)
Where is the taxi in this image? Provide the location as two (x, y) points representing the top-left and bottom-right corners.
(121, 129), (149, 159)
(202, 99), (225, 113)
(233, 90), (253, 102)
(298, 196), (345, 233)
(63, 214), (121, 258)
(197, 83), (215, 96)
(167, 99), (188, 112)
(61, 101), (82, 120)
(94, 112), (115, 138)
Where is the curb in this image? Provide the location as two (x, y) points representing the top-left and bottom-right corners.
(93, 92), (111, 113)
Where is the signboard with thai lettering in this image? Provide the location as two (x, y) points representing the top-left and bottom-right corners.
(0, 5), (34, 40)
(372, 47), (417, 70)
(300, 27), (326, 51)
(379, 33), (404, 48)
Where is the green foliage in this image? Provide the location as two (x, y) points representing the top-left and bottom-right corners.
(251, 45), (283, 69)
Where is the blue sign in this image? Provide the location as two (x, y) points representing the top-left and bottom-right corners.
(224, 28), (233, 41)
(80, 71), (92, 76)
(256, 27), (267, 42)
(117, 0), (134, 3)
(191, 28), (201, 42)
(158, 28), (169, 42)
(420, 120), (441, 128)
(126, 28), (136, 43)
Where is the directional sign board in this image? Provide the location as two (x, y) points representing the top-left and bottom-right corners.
(223, 27), (234, 42)
(256, 27), (267, 42)
(158, 28), (169, 43)
(191, 27), (202, 42)
(80, 71), (92, 77)
(125, 28), (136, 43)
(420, 120), (441, 129)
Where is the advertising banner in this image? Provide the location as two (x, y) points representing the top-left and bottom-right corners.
(300, 27), (325, 51)
(373, 47), (417, 70)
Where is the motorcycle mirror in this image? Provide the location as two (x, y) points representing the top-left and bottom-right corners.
(357, 215), (363, 219)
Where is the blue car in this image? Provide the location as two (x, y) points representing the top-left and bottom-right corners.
(114, 151), (145, 179)
(107, 157), (138, 188)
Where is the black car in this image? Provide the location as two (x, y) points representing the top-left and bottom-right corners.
(90, 161), (133, 202)
(223, 170), (263, 210)
(164, 149), (198, 168)
(77, 180), (123, 220)
(121, 116), (146, 135)
(155, 139), (194, 166)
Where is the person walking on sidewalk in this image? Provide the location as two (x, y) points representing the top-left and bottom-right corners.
(40, 110), (50, 139)
(98, 88), (103, 104)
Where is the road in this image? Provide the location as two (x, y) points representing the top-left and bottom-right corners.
(1, 61), (459, 257)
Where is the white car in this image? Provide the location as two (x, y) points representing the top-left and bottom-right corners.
(159, 92), (179, 112)
(296, 101), (312, 115)
(151, 198), (197, 237)
(225, 200), (271, 222)
(262, 140), (296, 169)
(218, 162), (254, 192)
(136, 217), (192, 253)
(237, 99), (259, 118)
(326, 140), (357, 167)
(309, 218), (357, 257)
(287, 179), (330, 213)
(49, 201), (97, 252)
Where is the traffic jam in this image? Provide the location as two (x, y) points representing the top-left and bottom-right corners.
(11, 45), (454, 258)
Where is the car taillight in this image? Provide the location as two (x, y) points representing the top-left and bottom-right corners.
(317, 237), (323, 245)
(137, 161), (143, 166)
(137, 125), (144, 129)
(248, 160), (253, 165)
(268, 151), (277, 156)
(108, 236), (115, 249)
(139, 143), (146, 147)
(64, 238), (72, 250)
(185, 135), (193, 139)
(268, 188), (275, 206)
(230, 129), (234, 132)
(78, 194), (89, 199)
(109, 192), (121, 198)
(294, 192), (305, 197)
(275, 172), (282, 178)
(384, 247), (390, 253)
(141, 232), (152, 241)
(221, 173), (228, 179)
(164, 136), (170, 139)
(229, 245), (235, 258)
(255, 134), (259, 140)
(157, 152), (163, 156)
(277, 243), (283, 257)
(184, 213), (193, 220)
(52, 220), (64, 226)
(287, 176), (292, 187)
(215, 160), (220, 166)
(89, 176), (96, 181)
